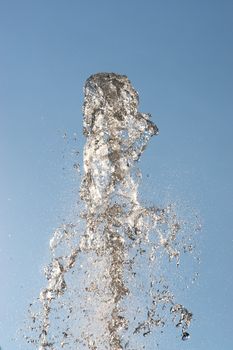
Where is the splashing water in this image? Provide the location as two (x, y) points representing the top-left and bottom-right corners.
(24, 73), (200, 349)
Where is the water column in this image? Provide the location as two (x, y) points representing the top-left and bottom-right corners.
(26, 73), (194, 350)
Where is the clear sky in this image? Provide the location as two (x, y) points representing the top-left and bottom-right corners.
(1, 0), (233, 349)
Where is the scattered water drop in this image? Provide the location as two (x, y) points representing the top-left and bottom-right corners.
(182, 332), (190, 341)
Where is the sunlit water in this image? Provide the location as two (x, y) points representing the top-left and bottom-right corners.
(23, 73), (201, 349)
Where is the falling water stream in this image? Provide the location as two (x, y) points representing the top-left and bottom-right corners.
(24, 73), (200, 349)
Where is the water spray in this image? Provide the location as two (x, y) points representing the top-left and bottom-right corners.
(25, 73), (198, 350)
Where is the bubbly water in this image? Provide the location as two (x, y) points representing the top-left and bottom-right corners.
(24, 73), (200, 349)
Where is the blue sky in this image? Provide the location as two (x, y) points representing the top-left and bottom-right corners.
(1, 0), (233, 349)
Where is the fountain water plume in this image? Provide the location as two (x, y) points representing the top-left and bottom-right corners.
(24, 73), (199, 350)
